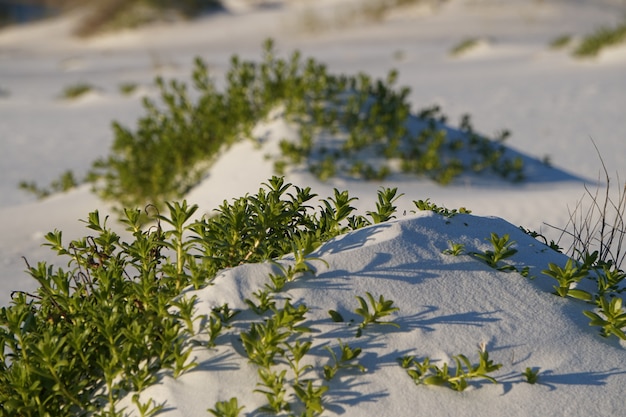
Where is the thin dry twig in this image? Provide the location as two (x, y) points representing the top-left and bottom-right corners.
(545, 139), (626, 269)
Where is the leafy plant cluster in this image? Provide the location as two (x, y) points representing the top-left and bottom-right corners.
(573, 18), (626, 58)
(449, 37), (481, 56)
(399, 348), (502, 392)
(223, 186), (406, 416)
(550, 18), (626, 58)
(73, 0), (222, 37)
(8, 178), (626, 415)
(273, 71), (524, 185)
(18, 170), (79, 199)
(0, 177), (408, 416)
(24, 39), (525, 212)
(60, 82), (95, 100)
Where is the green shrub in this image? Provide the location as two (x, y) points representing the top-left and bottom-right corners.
(19, 170), (79, 199)
(43, 40), (522, 215)
(573, 19), (626, 57)
(74, 0), (222, 37)
(60, 83), (94, 100)
(0, 177), (403, 415)
(549, 34), (572, 50)
(449, 37), (481, 56)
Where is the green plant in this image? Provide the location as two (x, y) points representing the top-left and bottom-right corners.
(522, 367), (540, 384)
(354, 292), (400, 337)
(0, 206), (201, 416)
(255, 368), (290, 413)
(402, 349), (502, 391)
(207, 397), (244, 417)
(367, 187), (404, 224)
(61, 83), (94, 99)
(550, 34), (572, 50)
(292, 380), (328, 417)
(584, 295), (626, 339)
(245, 289), (276, 314)
(413, 198), (471, 218)
(240, 317), (291, 369)
(574, 19), (626, 57)
(443, 241), (465, 256)
(450, 37), (481, 56)
(542, 258), (592, 301)
(78, 40), (525, 213)
(285, 340), (313, 383)
(119, 82), (138, 96)
(19, 170), (79, 199)
(74, 0), (223, 37)
(593, 263), (626, 297)
(473, 233), (518, 271)
(4, 177), (404, 415)
(323, 339), (365, 380)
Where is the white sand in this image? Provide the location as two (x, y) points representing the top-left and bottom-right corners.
(0, 0), (625, 415)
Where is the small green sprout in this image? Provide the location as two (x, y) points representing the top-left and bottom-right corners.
(285, 341), (313, 383)
(245, 289), (277, 314)
(255, 368), (290, 413)
(292, 380), (328, 417)
(549, 34), (572, 50)
(403, 349), (502, 392)
(450, 37), (481, 56)
(413, 199), (471, 218)
(61, 83), (94, 99)
(584, 295), (626, 340)
(328, 309), (345, 322)
(443, 241), (465, 256)
(208, 397), (245, 417)
(323, 339), (365, 380)
(473, 233), (518, 271)
(522, 367), (540, 384)
(354, 292), (400, 337)
(119, 82), (138, 96)
(366, 187), (404, 224)
(542, 258), (592, 301)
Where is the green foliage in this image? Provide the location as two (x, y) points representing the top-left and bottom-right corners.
(0, 207), (200, 416)
(573, 20), (626, 58)
(323, 339), (365, 380)
(255, 368), (290, 413)
(292, 380), (328, 417)
(414, 198), (471, 218)
(522, 367), (540, 384)
(367, 187), (404, 224)
(402, 349), (502, 391)
(354, 292), (400, 337)
(19, 170), (79, 200)
(119, 82), (138, 96)
(450, 37), (481, 56)
(207, 397), (244, 417)
(550, 34), (572, 50)
(443, 241), (465, 256)
(542, 258), (592, 301)
(473, 233), (518, 271)
(89, 52), (267, 210)
(584, 295), (626, 339)
(1, 177), (399, 415)
(81, 40), (525, 213)
(75, 0), (223, 37)
(61, 83), (94, 99)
